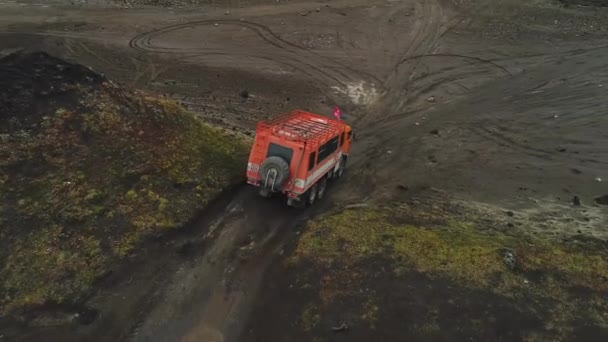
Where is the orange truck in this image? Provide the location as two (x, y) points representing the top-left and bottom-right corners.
(246, 110), (353, 206)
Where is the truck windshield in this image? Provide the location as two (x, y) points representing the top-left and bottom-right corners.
(267, 143), (293, 164)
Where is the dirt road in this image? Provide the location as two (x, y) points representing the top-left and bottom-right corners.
(128, 189), (295, 342)
(1, 0), (607, 340)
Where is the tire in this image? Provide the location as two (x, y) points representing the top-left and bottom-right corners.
(308, 183), (318, 205)
(259, 187), (270, 198)
(317, 178), (328, 199)
(336, 158), (346, 179)
(259, 156), (290, 190)
(287, 197), (305, 208)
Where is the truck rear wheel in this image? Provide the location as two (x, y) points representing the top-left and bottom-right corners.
(259, 188), (270, 198)
(308, 183), (318, 205)
(317, 178), (328, 199)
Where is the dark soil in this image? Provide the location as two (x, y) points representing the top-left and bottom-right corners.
(1, 0), (608, 341)
(595, 194), (608, 205)
(0, 52), (105, 134)
(559, 0), (608, 7)
(246, 255), (608, 341)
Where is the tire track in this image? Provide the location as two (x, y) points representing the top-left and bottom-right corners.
(128, 19), (382, 94)
(397, 53), (511, 76)
(368, 0), (479, 120)
(375, 0), (511, 119)
(471, 127), (608, 166)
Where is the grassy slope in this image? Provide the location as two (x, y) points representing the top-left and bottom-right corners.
(0, 53), (247, 315)
(286, 202), (608, 340)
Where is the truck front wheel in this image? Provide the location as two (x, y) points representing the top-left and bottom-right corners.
(336, 158), (346, 178)
(317, 178), (328, 199)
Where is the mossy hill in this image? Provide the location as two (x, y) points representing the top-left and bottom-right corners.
(0, 52), (247, 315)
(274, 201), (608, 341)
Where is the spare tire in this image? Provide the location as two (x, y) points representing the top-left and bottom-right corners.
(259, 156), (290, 189)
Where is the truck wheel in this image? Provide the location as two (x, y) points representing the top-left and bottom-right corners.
(336, 158), (346, 178)
(308, 183), (318, 205)
(259, 188), (270, 198)
(317, 178), (328, 199)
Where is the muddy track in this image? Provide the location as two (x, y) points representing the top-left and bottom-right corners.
(374, 0), (521, 120)
(397, 53), (511, 76)
(469, 121), (608, 166)
(380, 0), (461, 107)
(125, 186), (320, 342)
(349, 0), (474, 127)
(128, 19), (382, 94)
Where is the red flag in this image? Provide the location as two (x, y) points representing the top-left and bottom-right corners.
(332, 106), (342, 120)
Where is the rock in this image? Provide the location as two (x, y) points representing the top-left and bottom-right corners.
(595, 177), (602, 182)
(595, 195), (608, 205)
(429, 129), (439, 135)
(240, 90), (249, 98)
(331, 322), (349, 332)
(501, 249), (517, 270)
(571, 168), (582, 174)
(556, 147), (567, 152)
(69, 313), (80, 323)
(506, 211), (514, 217)
(426, 96), (435, 102)
(572, 196), (581, 206)
(397, 184), (409, 191)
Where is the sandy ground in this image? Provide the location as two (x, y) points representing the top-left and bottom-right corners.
(1, 0), (608, 340)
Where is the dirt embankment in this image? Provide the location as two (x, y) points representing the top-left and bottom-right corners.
(0, 52), (247, 321)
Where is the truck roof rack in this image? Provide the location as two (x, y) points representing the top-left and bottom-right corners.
(256, 110), (346, 147)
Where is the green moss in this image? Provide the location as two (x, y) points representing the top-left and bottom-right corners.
(417, 321), (440, 334)
(292, 207), (608, 291)
(360, 297), (379, 328)
(1, 225), (105, 312)
(291, 205), (608, 336)
(299, 303), (321, 331)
